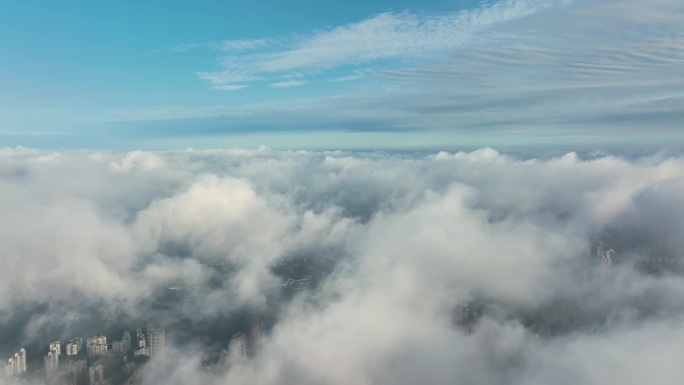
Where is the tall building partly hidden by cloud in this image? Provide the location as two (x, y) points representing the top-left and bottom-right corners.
(148, 327), (166, 361)
(228, 321), (266, 366)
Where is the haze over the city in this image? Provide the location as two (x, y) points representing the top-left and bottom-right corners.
(2, 1), (684, 385)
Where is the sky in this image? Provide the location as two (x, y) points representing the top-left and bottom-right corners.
(1, 0), (683, 150)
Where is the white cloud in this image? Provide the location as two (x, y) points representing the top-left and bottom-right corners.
(211, 84), (249, 91)
(197, 70), (263, 85)
(174, 39), (270, 52)
(269, 80), (308, 88)
(109, 151), (165, 174)
(3, 147), (684, 384)
(198, 0), (571, 86)
(172, 42), (213, 52)
(221, 38), (270, 51)
(328, 74), (363, 82)
(327, 69), (373, 82)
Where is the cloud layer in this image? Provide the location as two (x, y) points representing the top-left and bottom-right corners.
(2, 147), (684, 384)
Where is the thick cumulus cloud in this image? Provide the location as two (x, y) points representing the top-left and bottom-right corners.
(1, 147), (684, 384)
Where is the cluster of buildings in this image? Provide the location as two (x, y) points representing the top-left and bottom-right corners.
(3, 348), (27, 377)
(454, 241), (623, 337)
(75, 327), (165, 362)
(111, 331), (131, 354)
(43, 340), (91, 385)
(47, 328), (164, 385)
(228, 322), (265, 365)
(0, 326), (167, 385)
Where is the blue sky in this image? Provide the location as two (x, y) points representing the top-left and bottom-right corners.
(1, 0), (683, 150)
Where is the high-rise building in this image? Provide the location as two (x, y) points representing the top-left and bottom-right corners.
(66, 338), (83, 356)
(3, 359), (12, 377)
(18, 349), (27, 374)
(136, 329), (146, 349)
(147, 327), (167, 380)
(111, 341), (124, 354)
(66, 342), (79, 356)
(228, 333), (247, 365)
(597, 241), (616, 289)
(134, 346), (149, 357)
(86, 336), (108, 358)
(112, 330), (133, 354)
(122, 331), (132, 352)
(250, 322), (265, 354)
(148, 328), (165, 359)
(70, 360), (88, 385)
(3, 349), (27, 377)
(49, 341), (61, 356)
(53, 370), (72, 385)
(89, 364), (106, 385)
(597, 242), (615, 269)
(133, 328), (149, 357)
(44, 351), (59, 380)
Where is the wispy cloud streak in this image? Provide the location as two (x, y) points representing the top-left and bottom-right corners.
(197, 0), (572, 87)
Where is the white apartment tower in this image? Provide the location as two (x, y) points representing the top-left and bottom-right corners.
(49, 341), (61, 356)
(66, 342), (79, 356)
(17, 349), (27, 373)
(66, 337), (83, 356)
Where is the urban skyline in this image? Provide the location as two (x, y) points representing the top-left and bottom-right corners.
(4, 326), (167, 385)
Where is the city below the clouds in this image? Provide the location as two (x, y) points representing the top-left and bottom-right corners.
(2, 148), (684, 385)
(3, 234), (681, 385)
(2, 0), (684, 384)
